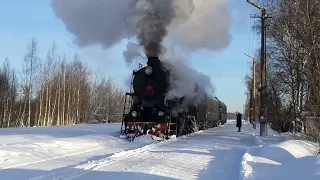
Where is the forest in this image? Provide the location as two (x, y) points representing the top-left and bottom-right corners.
(243, 0), (320, 141)
(0, 38), (125, 128)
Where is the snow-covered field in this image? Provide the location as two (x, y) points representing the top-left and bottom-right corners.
(0, 120), (318, 180)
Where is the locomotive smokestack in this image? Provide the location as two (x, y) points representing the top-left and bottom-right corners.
(147, 57), (159, 62)
(147, 56), (160, 67)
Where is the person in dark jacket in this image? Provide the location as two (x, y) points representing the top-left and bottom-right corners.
(236, 112), (242, 132)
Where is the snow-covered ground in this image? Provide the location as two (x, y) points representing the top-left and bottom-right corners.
(0, 120), (318, 180)
(0, 123), (154, 179)
(241, 122), (320, 180)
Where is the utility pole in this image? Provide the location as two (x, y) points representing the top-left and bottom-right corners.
(246, 0), (270, 136)
(248, 88), (252, 122)
(245, 54), (256, 128)
(253, 58), (256, 124)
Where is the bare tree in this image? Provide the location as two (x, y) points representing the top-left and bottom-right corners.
(21, 38), (41, 127)
(0, 58), (18, 127)
(0, 39), (126, 129)
(244, 0), (320, 143)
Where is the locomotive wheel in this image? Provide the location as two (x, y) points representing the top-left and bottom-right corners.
(127, 133), (135, 141)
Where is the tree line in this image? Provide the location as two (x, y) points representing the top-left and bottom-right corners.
(243, 0), (320, 141)
(0, 38), (126, 128)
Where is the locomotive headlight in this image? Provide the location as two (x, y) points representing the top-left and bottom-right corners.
(131, 111), (137, 117)
(145, 66), (153, 75)
(158, 111), (164, 116)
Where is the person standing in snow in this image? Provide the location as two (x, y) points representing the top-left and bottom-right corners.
(236, 112), (242, 132)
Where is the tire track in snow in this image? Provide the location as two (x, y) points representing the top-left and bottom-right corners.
(28, 137), (178, 180)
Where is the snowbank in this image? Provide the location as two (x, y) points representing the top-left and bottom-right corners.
(0, 123), (154, 173)
(240, 123), (320, 180)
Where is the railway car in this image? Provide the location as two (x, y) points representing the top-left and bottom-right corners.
(120, 56), (228, 141)
(219, 101), (227, 125)
(196, 95), (223, 129)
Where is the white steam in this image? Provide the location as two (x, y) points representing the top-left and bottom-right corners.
(51, 0), (231, 106)
(52, 0), (137, 48)
(167, 0), (232, 51)
(160, 49), (213, 104)
(51, 0), (231, 58)
(122, 42), (146, 64)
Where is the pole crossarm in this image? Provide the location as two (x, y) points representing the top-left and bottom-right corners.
(250, 14), (260, 18)
(246, 0), (262, 9)
(251, 14), (272, 19)
(244, 53), (256, 60)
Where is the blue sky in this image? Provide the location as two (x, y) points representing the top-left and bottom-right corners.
(0, 0), (260, 113)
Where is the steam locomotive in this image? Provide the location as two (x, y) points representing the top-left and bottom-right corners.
(120, 57), (227, 141)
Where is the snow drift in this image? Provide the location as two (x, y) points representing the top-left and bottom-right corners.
(240, 123), (320, 180)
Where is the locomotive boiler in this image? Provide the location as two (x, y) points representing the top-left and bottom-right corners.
(120, 56), (228, 141)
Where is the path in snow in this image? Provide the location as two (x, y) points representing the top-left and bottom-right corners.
(30, 120), (261, 180)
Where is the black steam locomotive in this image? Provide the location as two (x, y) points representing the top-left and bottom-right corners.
(120, 57), (227, 141)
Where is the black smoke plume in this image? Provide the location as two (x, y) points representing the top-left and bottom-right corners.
(134, 0), (176, 57)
